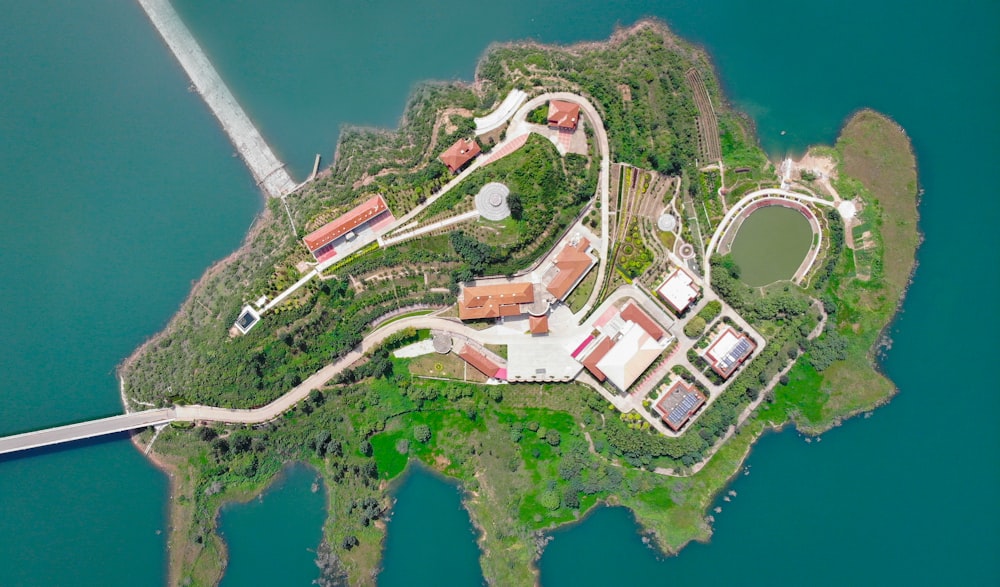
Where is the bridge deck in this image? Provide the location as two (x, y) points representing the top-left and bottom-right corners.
(0, 409), (176, 455)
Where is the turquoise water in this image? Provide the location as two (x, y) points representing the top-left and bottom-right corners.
(0, 0), (997, 585)
(0, 1), (257, 585)
(378, 465), (485, 587)
(218, 464), (326, 587)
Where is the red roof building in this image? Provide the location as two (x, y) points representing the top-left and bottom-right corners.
(581, 336), (615, 382)
(654, 380), (706, 431)
(529, 314), (549, 335)
(439, 138), (482, 173)
(458, 345), (502, 378)
(547, 100), (580, 130)
(303, 195), (388, 260)
(458, 282), (534, 320)
(619, 300), (666, 341)
(704, 327), (756, 379)
(545, 238), (595, 300)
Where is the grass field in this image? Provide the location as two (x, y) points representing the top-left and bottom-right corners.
(566, 266), (598, 313)
(779, 109), (920, 431)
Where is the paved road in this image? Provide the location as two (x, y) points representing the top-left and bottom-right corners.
(174, 315), (482, 424)
(508, 92), (610, 317)
(0, 409), (176, 456)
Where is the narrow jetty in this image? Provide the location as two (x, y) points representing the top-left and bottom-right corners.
(136, 0), (297, 197)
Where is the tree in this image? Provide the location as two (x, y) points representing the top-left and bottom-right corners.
(196, 426), (217, 442)
(684, 316), (706, 338)
(414, 424), (431, 444)
(807, 331), (849, 371)
(563, 489), (580, 509)
(508, 193), (524, 220)
(211, 437), (229, 457)
(341, 535), (359, 550)
(359, 439), (373, 456)
(230, 431), (252, 454)
(546, 429), (562, 446)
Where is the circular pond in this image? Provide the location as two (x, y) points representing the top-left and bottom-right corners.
(729, 205), (813, 287)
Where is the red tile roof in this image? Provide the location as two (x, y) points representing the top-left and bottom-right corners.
(581, 336), (615, 382)
(654, 380), (706, 431)
(458, 282), (534, 320)
(620, 300), (666, 341)
(545, 238), (594, 300)
(529, 314), (549, 334)
(303, 195), (388, 252)
(458, 346), (501, 378)
(547, 100), (580, 130)
(439, 138), (481, 173)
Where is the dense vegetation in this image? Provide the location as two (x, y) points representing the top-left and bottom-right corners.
(479, 24), (703, 173)
(443, 135), (597, 280)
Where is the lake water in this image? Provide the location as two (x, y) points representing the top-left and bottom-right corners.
(378, 465), (485, 587)
(0, 0), (997, 585)
(729, 206), (813, 287)
(218, 464), (326, 587)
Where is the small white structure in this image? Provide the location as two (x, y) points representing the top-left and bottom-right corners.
(657, 267), (700, 314)
(234, 305), (261, 334)
(475, 89), (528, 136)
(657, 213), (677, 232)
(475, 182), (511, 221)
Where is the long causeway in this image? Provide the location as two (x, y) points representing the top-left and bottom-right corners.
(0, 409), (176, 456)
(136, 0), (297, 197)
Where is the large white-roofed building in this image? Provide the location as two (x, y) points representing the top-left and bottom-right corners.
(595, 321), (668, 391)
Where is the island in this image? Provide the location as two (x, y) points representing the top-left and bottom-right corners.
(118, 20), (919, 586)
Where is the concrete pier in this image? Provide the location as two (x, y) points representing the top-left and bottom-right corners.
(136, 0), (297, 197)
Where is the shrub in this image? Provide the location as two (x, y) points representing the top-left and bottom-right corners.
(684, 316), (706, 338)
(538, 490), (561, 510)
(414, 424), (432, 443)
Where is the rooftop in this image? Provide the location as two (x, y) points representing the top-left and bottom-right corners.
(529, 314), (549, 335)
(581, 336), (615, 382)
(458, 282), (534, 320)
(619, 300), (667, 341)
(705, 327), (755, 378)
(303, 195), (388, 252)
(545, 237), (595, 300)
(596, 322), (666, 391)
(458, 345), (502, 379)
(548, 100), (580, 130)
(657, 267), (699, 314)
(654, 380), (706, 431)
(439, 137), (481, 173)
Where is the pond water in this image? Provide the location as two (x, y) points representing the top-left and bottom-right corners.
(378, 464), (485, 587)
(217, 464), (326, 587)
(728, 206), (813, 287)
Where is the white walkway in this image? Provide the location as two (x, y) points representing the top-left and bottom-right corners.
(137, 0), (297, 197)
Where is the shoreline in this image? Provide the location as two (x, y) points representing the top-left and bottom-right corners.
(116, 20), (919, 587)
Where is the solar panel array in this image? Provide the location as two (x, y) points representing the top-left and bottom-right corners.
(717, 338), (753, 372)
(666, 393), (702, 427)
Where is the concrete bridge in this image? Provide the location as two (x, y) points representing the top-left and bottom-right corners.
(0, 409), (176, 456)
(136, 0), (297, 198)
